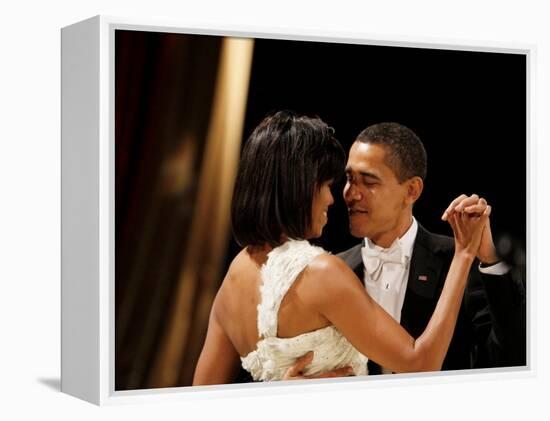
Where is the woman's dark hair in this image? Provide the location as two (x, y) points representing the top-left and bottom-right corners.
(231, 110), (346, 247)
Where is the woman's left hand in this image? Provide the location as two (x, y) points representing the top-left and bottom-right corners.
(442, 193), (498, 264)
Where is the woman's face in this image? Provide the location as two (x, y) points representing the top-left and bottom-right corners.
(308, 180), (335, 238)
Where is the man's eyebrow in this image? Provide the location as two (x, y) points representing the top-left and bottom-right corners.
(360, 171), (381, 181)
(345, 168), (381, 181)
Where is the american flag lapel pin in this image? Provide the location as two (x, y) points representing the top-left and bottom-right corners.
(418, 275), (428, 282)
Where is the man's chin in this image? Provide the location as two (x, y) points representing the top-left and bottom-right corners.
(348, 214), (370, 238)
(349, 224), (369, 239)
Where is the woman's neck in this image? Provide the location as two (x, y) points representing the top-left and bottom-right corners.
(246, 243), (273, 266)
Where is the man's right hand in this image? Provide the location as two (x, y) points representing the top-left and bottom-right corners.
(282, 351), (355, 380)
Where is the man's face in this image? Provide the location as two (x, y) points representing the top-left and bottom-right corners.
(343, 141), (411, 247)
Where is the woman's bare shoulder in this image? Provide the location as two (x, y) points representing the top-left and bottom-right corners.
(298, 254), (363, 303)
(215, 248), (262, 311)
(306, 253), (357, 281)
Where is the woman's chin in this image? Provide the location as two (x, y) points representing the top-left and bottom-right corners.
(306, 228), (323, 240)
(314, 227), (325, 238)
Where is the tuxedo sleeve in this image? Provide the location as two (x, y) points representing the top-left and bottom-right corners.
(465, 266), (526, 368)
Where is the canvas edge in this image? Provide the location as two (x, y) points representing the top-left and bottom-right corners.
(61, 14), (102, 406)
(60, 14), (534, 406)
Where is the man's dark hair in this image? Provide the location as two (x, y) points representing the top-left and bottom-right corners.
(356, 122), (427, 182)
(231, 110), (346, 247)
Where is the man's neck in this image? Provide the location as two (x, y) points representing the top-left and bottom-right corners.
(370, 215), (414, 248)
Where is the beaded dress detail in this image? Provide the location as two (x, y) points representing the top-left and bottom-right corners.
(240, 240), (368, 381)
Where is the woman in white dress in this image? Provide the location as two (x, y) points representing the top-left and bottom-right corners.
(193, 111), (489, 384)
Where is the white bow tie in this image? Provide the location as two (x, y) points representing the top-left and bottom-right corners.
(361, 240), (405, 282)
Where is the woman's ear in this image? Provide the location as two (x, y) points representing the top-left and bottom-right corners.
(406, 176), (424, 205)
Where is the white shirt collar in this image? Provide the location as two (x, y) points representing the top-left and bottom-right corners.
(364, 217), (418, 261)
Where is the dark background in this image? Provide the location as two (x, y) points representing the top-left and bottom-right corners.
(230, 38), (526, 262)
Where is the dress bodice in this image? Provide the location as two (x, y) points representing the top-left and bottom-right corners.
(240, 240), (368, 381)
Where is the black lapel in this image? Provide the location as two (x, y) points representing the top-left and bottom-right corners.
(339, 229), (451, 338)
(337, 243), (365, 286)
(400, 224), (449, 337)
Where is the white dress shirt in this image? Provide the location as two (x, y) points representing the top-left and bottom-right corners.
(362, 219), (418, 326)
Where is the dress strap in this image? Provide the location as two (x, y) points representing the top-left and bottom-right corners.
(257, 240), (325, 338)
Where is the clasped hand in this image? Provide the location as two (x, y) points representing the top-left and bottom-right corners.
(441, 193), (499, 265)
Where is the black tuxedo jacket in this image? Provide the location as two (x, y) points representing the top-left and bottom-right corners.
(337, 223), (526, 372)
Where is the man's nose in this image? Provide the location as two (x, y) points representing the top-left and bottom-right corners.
(344, 184), (361, 202)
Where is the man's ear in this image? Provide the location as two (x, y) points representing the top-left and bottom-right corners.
(405, 176), (423, 205)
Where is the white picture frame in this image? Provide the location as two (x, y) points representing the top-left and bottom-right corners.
(61, 14), (532, 406)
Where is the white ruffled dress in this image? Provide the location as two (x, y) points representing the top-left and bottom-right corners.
(240, 240), (369, 381)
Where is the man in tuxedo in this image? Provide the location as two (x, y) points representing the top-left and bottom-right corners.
(329, 122), (524, 375)
(281, 122), (525, 380)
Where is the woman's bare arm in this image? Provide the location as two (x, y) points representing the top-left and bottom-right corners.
(192, 294), (241, 385)
(303, 210), (488, 373)
(307, 252), (472, 372)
